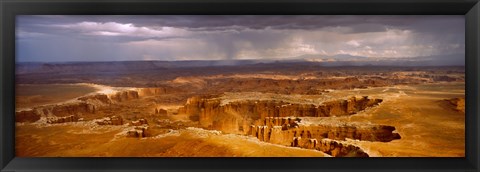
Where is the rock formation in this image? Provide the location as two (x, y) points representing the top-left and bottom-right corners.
(138, 88), (167, 96)
(15, 88), (175, 123)
(178, 96), (383, 134)
(95, 116), (123, 125)
(317, 139), (369, 157)
(47, 115), (79, 124)
(109, 90), (139, 102)
(445, 97), (465, 113)
(130, 119), (148, 126)
(246, 117), (399, 157)
(127, 125), (150, 138)
(50, 102), (96, 117)
(16, 89), (155, 123)
(15, 110), (41, 123)
(16, 102), (96, 123)
(155, 108), (168, 115)
(249, 118), (401, 144)
(78, 94), (111, 105)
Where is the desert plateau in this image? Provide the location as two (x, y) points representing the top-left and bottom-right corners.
(15, 62), (465, 157)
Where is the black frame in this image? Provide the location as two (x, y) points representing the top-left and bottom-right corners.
(1, 0), (479, 172)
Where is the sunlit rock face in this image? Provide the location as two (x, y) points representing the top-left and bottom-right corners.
(16, 102), (96, 123)
(138, 88), (167, 96)
(95, 116), (123, 125)
(178, 96), (382, 134)
(130, 119), (148, 126)
(78, 94), (111, 105)
(109, 90), (139, 102)
(127, 125), (150, 138)
(249, 118), (401, 144)
(47, 115), (79, 124)
(246, 117), (400, 157)
(15, 89), (146, 123)
(317, 139), (369, 157)
(175, 95), (398, 157)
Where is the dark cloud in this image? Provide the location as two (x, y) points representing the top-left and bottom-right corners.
(16, 15), (464, 63)
(18, 15), (463, 32)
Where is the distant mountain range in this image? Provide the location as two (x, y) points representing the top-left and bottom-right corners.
(290, 53), (465, 66)
(16, 53), (465, 74)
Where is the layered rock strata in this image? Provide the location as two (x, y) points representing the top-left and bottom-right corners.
(16, 89), (158, 123)
(47, 115), (79, 124)
(130, 119), (148, 126)
(178, 96), (382, 134)
(109, 90), (139, 102)
(249, 118), (400, 143)
(247, 117), (400, 157)
(317, 139), (369, 157)
(95, 116), (123, 125)
(127, 125), (150, 138)
(176, 95), (399, 157)
(16, 102), (95, 123)
(78, 94), (111, 105)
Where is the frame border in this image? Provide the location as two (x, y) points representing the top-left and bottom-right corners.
(1, 0), (479, 171)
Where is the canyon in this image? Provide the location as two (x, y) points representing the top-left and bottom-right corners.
(15, 61), (465, 157)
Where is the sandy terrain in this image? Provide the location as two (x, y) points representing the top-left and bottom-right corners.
(16, 123), (328, 157)
(303, 83), (465, 157)
(16, 84), (98, 109)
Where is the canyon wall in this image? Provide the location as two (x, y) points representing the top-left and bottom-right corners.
(317, 139), (369, 157)
(137, 87), (185, 97)
(199, 77), (393, 95)
(47, 115), (79, 124)
(176, 95), (399, 157)
(16, 89), (148, 123)
(138, 88), (167, 97)
(249, 117), (400, 144)
(108, 90), (139, 102)
(247, 117), (400, 157)
(178, 96), (383, 134)
(78, 94), (111, 104)
(16, 110), (41, 123)
(16, 102), (96, 123)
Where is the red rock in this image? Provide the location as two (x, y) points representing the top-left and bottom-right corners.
(96, 115), (123, 125)
(46, 115), (79, 124)
(178, 96), (382, 134)
(109, 90), (139, 102)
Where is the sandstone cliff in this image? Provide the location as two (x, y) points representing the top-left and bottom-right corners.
(95, 115), (123, 125)
(78, 94), (111, 105)
(178, 96), (383, 134)
(109, 90), (139, 102)
(317, 139), (369, 157)
(15, 90), (142, 123)
(16, 102), (96, 123)
(247, 117), (399, 157)
(47, 115), (79, 124)
(138, 87), (167, 96)
(249, 117), (401, 144)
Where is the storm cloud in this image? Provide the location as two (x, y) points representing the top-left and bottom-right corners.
(16, 15), (464, 63)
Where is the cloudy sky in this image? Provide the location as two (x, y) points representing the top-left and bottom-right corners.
(16, 15), (464, 62)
